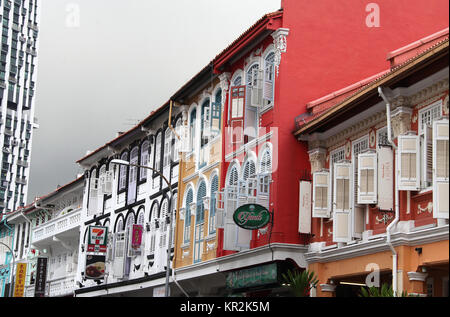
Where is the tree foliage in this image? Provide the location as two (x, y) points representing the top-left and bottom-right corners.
(282, 269), (319, 297)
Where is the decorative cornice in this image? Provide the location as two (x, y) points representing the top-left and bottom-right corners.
(325, 110), (386, 148)
(271, 28), (290, 77)
(305, 225), (449, 264)
(409, 78), (449, 107)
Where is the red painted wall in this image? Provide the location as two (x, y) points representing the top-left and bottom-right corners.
(274, 0), (449, 245)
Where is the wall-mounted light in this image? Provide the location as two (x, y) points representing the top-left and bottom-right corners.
(146, 223), (151, 232)
(415, 247), (423, 255)
(155, 220), (159, 229)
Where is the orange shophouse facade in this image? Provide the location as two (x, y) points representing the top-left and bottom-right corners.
(295, 31), (449, 297)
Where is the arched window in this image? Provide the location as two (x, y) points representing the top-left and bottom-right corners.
(149, 203), (159, 254)
(209, 175), (219, 235)
(194, 181), (207, 263)
(260, 148), (272, 174)
(140, 141), (150, 181)
(154, 133), (162, 171)
(228, 164), (239, 186)
(184, 188), (194, 243)
(242, 159), (256, 181)
(159, 199), (169, 248)
(137, 208), (145, 226)
(124, 212), (135, 276)
(201, 99), (210, 147)
(163, 128), (172, 168)
(264, 52), (275, 106)
(211, 90), (222, 137)
(190, 108), (197, 152)
(171, 194), (177, 248)
(115, 217), (124, 233)
(259, 147), (272, 195)
(233, 76), (242, 87)
(118, 152), (128, 191)
(246, 63), (260, 87)
(130, 148), (139, 179)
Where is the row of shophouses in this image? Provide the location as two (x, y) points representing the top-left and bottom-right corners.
(1, 0), (449, 297)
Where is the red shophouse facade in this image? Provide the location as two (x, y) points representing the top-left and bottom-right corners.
(213, 0), (449, 258)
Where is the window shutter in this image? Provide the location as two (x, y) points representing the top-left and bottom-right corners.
(211, 101), (221, 135)
(398, 134), (421, 191)
(433, 119), (449, 219)
(230, 86), (245, 144)
(215, 190), (225, 229)
(179, 125), (190, 153)
(263, 53), (275, 105)
(88, 178), (99, 216)
(299, 180), (312, 234)
(357, 152), (377, 204)
(312, 171), (331, 218)
(101, 171), (113, 195)
(333, 163), (352, 243)
(423, 125), (433, 187)
(377, 146), (394, 211)
(223, 186), (240, 251)
(250, 69), (263, 107)
(112, 232), (126, 278)
(203, 106), (211, 138)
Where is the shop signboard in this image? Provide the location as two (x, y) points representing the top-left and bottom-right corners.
(131, 224), (143, 250)
(13, 263), (27, 297)
(226, 263), (278, 290)
(87, 226), (108, 253)
(34, 257), (48, 297)
(233, 204), (270, 230)
(85, 254), (106, 280)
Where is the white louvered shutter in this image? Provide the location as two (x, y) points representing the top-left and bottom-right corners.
(333, 163), (352, 243)
(312, 171), (331, 218)
(223, 186), (239, 251)
(101, 171), (113, 195)
(88, 178), (99, 216)
(250, 69), (263, 107)
(433, 119), (449, 219)
(113, 232), (126, 278)
(358, 152), (377, 204)
(398, 134), (421, 191)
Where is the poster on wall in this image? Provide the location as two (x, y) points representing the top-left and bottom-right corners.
(87, 226), (108, 253)
(85, 254), (106, 280)
(13, 263), (27, 297)
(34, 257), (48, 297)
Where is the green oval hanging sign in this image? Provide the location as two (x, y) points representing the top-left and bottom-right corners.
(233, 204), (271, 230)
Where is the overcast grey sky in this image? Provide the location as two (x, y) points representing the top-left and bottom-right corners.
(27, 0), (281, 202)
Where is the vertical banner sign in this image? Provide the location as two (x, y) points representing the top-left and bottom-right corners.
(131, 224), (143, 250)
(85, 254), (106, 280)
(34, 257), (48, 297)
(87, 226), (108, 253)
(13, 263), (27, 297)
(299, 181), (312, 234)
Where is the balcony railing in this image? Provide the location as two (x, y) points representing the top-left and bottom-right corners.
(24, 274), (76, 297)
(32, 208), (81, 243)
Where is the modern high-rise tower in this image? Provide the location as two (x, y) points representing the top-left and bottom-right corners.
(0, 0), (40, 216)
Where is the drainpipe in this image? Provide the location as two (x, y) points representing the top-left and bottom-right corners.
(378, 86), (400, 297)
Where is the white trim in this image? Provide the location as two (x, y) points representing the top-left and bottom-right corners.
(225, 131), (273, 162)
